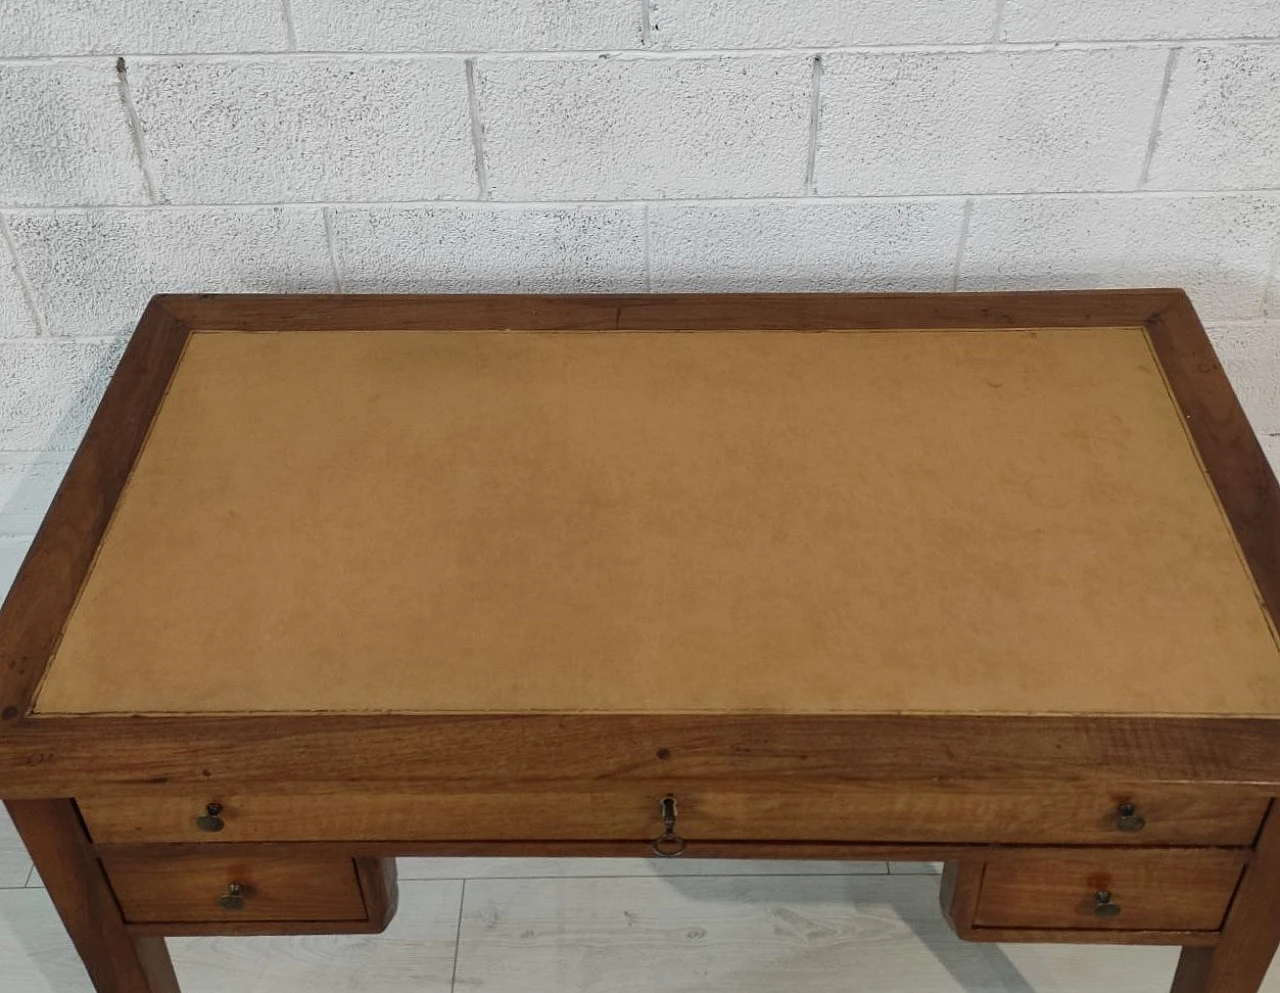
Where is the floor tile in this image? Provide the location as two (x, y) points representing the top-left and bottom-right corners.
(0, 888), (95, 992)
(399, 857), (888, 880)
(169, 880), (462, 993)
(0, 807), (34, 889)
(454, 874), (1185, 993)
(888, 861), (944, 875)
(5, 872), (1280, 991)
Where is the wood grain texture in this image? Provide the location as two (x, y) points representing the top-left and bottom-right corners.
(122, 853), (399, 936)
(97, 839), (958, 861)
(1145, 293), (1280, 645)
(4, 799), (179, 993)
(940, 861), (983, 937)
(91, 841), (1258, 871)
(1178, 950), (1221, 992)
(956, 927), (1221, 948)
(0, 291), (1275, 803)
(13, 716), (1280, 801)
(944, 860), (1223, 948)
(100, 853), (367, 924)
(153, 289), (1179, 333)
(0, 299), (189, 722)
(77, 787), (1268, 846)
(126, 917), (393, 938)
(1172, 803), (1280, 993)
(355, 857), (399, 932)
(974, 850), (1246, 933)
(13, 287), (1276, 990)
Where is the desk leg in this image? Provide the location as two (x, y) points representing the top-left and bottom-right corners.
(1171, 803), (1280, 993)
(5, 799), (180, 993)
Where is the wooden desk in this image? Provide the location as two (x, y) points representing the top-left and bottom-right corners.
(1, 291), (1278, 993)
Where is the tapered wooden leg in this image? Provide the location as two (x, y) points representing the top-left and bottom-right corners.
(1171, 802), (1280, 993)
(5, 799), (179, 993)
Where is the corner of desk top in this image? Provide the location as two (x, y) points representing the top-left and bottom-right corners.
(0, 295), (192, 725)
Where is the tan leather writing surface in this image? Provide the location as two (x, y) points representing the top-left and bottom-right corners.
(33, 328), (1280, 716)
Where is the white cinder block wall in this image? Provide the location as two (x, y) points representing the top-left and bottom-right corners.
(2, 0), (1280, 592)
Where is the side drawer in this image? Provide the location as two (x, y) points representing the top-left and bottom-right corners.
(101, 853), (374, 926)
(79, 786), (1268, 847)
(961, 851), (1246, 936)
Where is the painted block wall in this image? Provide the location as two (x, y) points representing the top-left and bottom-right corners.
(1, 0), (1279, 592)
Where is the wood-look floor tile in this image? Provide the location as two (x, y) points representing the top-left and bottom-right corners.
(0, 882), (463, 993)
(399, 857), (889, 880)
(0, 888), (94, 992)
(454, 874), (1191, 993)
(0, 807), (34, 889)
(888, 861), (944, 875)
(5, 866), (1280, 992)
(169, 880), (462, 993)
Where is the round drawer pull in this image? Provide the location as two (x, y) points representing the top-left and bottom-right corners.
(195, 803), (225, 833)
(1094, 890), (1122, 917)
(1115, 801), (1146, 832)
(652, 795), (686, 857)
(218, 883), (246, 912)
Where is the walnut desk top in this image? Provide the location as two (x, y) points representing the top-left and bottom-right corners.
(2, 291), (1279, 993)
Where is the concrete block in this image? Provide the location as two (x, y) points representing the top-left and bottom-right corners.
(1262, 433), (1280, 474)
(332, 205), (646, 293)
(815, 49), (1166, 195)
(0, 339), (127, 451)
(477, 55), (811, 199)
(129, 58), (475, 202)
(0, 0), (288, 56)
(1207, 322), (1280, 435)
(959, 194), (1280, 321)
(0, 63), (147, 206)
(1002, 0), (1280, 42)
(0, 456), (69, 535)
(292, 0), (640, 51)
(7, 207), (335, 337)
(1147, 46), (1280, 191)
(652, 0), (995, 48)
(648, 200), (963, 292)
(0, 236), (38, 337)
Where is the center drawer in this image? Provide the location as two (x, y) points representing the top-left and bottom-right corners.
(80, 785), (1266, 846)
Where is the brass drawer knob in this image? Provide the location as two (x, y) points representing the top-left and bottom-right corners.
(1115, 801), (1146, 832)
(652, 794), (686, 857)
(195, 803), (225, 833)
(218, 883), (246, 912)
(1094, 889), (1121, 917)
